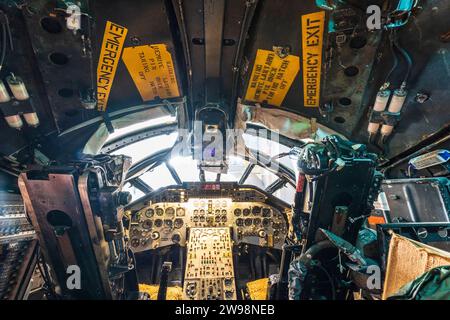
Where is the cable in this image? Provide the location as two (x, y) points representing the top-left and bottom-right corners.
(0, 10), (13, 72)
(0, 24), (6, 71)
(382, 30), (399, 89)
(393, 37), (413, 87)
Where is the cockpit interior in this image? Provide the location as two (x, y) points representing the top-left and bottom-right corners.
(0, 0), (449, 301)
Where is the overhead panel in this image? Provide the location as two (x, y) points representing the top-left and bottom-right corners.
(244, 49), (300, 107)
(122, 45), (180, 102)
(92, 0), (184, 112)
(97, 21), (128, 112)
(239, 0), (382, 138)
(240, 1), (324, 115)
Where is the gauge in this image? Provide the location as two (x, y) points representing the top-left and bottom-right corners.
(253, 218), (261, 226)
(221, 215), (227, 222)
(252, 206), (262, 215)
(172, 233), (181, 243)
(154, 219), (163, 227)
(131, 228), (140, 236)
(176, 207), (185, 216)
(262, 218), (271, 227)
(193, 216), (199, 223)
(215, 209), (221, 215)
(200, 216), (205, 222)
(155, 208), (164, 216)
(234, 208), (242, 216)
(200, 209), (205, 215)
(244, 218), (253, 226)
(215, 215), (221, 222)
(164, 219), (173, 228)
(165, 207), (175, 217)
(262, 208), (271, 217)
(174, 218), (184, 229)
(142, 220), (153, 230)
(236, 218), (244, 227)
(131, 238), (140, 247)
(243, 208), (250, 216)
(145, 208), (154, 218)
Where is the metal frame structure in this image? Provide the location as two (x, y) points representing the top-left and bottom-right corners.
(100, 122), (301, 200)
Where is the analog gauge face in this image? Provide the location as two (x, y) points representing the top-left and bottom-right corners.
(154, 219), (163, 227)
(215, 215), (221, 223)
(221, 215), (227, 222)
(215, 209), (221, 215)
(145, 208), (154, 218)
(174, 218), (184, 229)
(244, 218), (253, 226)
(236, 218), (244, 227)
(142, 220), (153, 230)
(262, 208), (271, 217)
(221, 209), (227, 215)
(155, 208), (164, 216)
(262, 218), (271, 227)
(234, 208), (242, 216)
(131, 228), (140, 236)
(243, 208), (250, 216)
(252, 206), (262, 215)
(172, 233), (181, 243)
(253, 218), (261, 226)
(176, 207), (185, 216)
(165, 207), (175, 217)
(164, 219), (173, 228)
(131, 238), (140, 247)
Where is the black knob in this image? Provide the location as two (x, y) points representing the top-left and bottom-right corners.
(172, 233), (181, 243)
(118, 191), (132, 206)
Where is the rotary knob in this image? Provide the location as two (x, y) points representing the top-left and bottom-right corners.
(151, 231), (160, 240)
(172, 233), (181, 243)
(131, 238), (140, 247)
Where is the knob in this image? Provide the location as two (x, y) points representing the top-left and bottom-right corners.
(131, 238), (140, 247)
(172, 233), (181, 243)
(118, 191), (131, 206)
(145, 208), (154, 218)
(142, 220), (152, 230)
(151, 231), (160, 240)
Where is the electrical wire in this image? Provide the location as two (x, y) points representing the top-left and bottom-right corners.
(393, 36), (413, 87)
(382, 30), (399, 89)
(0, 10), (13, 72)
(0, 23), (6, 71)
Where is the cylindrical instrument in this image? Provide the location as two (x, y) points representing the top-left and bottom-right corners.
(23, 112), (40, 127)
(381, 88), (407, 137)
(4, 114), (23, 129)
(367, 90), (390, 135)
(6, 75), (30, 100)
(0, 80), (11, 103)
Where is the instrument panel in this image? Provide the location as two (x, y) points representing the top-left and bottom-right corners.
(129, 198), (288, 252)
(183, 227), (236, 300)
